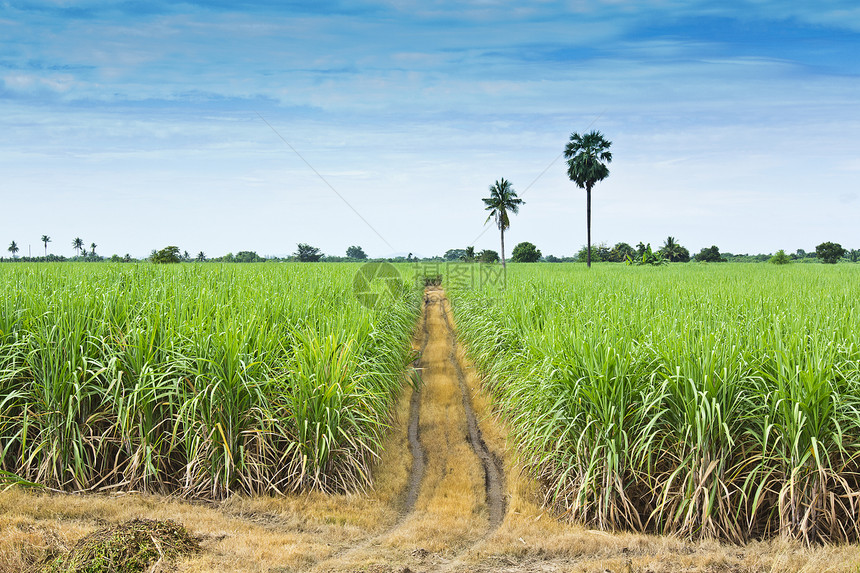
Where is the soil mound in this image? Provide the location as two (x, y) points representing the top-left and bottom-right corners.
(43, 518), (199, 573)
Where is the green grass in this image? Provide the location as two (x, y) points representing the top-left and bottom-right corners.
(0, 263), (420, 498)
(448, 262), (860, 543)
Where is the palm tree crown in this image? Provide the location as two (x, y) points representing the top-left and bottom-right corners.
(8, 241), (19, 258)
(662, 236), (679, 259)
(482, 178), (524, 270)
(564, 130), (612, 268)
(72, 237), (84, 256)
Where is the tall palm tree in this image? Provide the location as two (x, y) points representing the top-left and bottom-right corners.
(564, 130), (612, 268)
(8, 241), (19, 258)
(482, 178), (524, 271)
(72, 237), (84, 257)
(41, 235), (51, 256)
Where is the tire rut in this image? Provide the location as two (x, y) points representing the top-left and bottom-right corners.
(402, 296), (432, 513)
(439, 298), (506, 530)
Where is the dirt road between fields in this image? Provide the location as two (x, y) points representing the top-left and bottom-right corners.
(308, 286), (507, 572)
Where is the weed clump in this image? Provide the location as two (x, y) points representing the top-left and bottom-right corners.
(42, 519), (199, 573)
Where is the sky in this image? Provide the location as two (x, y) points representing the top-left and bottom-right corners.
(1, 0), (859, 259)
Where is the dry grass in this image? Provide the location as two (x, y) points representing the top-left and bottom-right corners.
(4, 289), (860, 573)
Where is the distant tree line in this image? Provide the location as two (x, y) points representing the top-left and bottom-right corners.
(4, 238), (857, 265)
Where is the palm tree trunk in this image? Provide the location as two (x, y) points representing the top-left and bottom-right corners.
(500, 227), (506, 270)
(586, 185), (592, 268)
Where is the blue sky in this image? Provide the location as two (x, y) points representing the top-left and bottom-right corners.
(1, 0), (858, 259)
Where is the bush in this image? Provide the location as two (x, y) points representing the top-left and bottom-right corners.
(150, 246), (181, 264)
(479, 249), (499, 263)
(695, 245), (726, 262)
(770, 249), (791, 265)
(511, 242), (541, 263)
(295, 243), (323, 262)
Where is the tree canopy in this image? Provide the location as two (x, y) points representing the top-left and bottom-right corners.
(295, 243), (323, 262)
(479, 249), (499, 263)
(695, 245), (726, 263)
(511, 241), (542, 262)
(660, 236), (691, 262)
(444, 248), (466, 261)
(151, 246), (181, 264)
(816, 241), (847, 264)
(346, 245), (368, 260)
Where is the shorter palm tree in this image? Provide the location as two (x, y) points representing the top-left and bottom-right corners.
(90, 242), (97, 255)
(41, 235), (51, 256)
(482, 178), (524, 271)
(72, 237), (84, 256)
(661, 236), (680, 260)
(463, 246), (476, 262)
(8, 241), (19, 258)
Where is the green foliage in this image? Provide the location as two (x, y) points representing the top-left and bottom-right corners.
(462, 246), (476, 262)
(295, 243), (323, 262)
(659, 236), (690, 262)
(770, 249), (791, 265)
(816, 241), (847, 264)
(695, 245), (726, 262)
(482, 178), (523, 233)
(564, 131), (612, 191)
(479, 249), (499, 263)
(346, 245), (367, 260)
(150, 246), (181, 264)
(0, 264), (420, 496)
(234, 250), (264, 263)
(444, 248), (466, 261)
(449, 263), (860, 544)
(575, 243), (610, 263)
(482, 178), (524, 268)
(511, 241), (542, 263)
(608, 242), (635, 263)
(626, 243), (667, 266)
(7, 241), (18, 258)
(1, 469), (44, 491)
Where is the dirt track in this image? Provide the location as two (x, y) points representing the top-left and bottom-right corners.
(309, 286), (507, 572)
